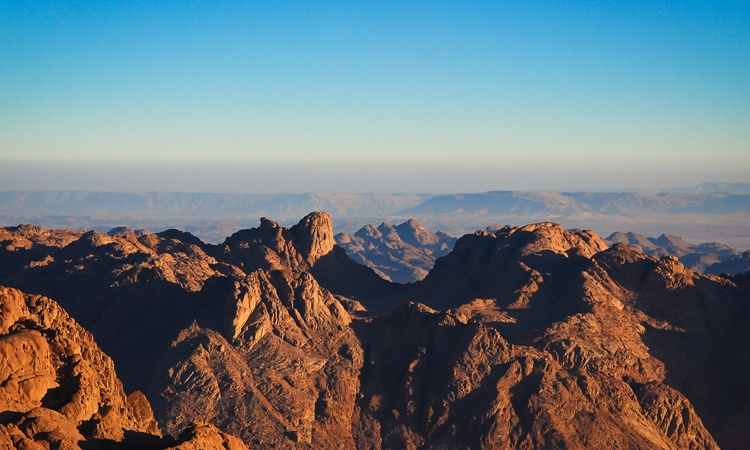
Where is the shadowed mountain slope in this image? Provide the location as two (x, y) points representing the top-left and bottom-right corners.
(705, 250), (750, 276)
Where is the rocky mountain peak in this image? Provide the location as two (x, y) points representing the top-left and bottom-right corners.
(77, 229), (117, 247)
(409, 222), (610, 310)
(512, 221), (608, 258)
(651, 233), (693, 248)
(606, 231), (659, 250)
(223, 212), (335, 272)
(107, 226), (151, 237)
(371, 222), (400, 244)
(354, 224), (382, 240)
(394, 218), (442, 247)
(156, 229), (205, 247)
(258, 216), (279, 229)
(603, 230), (747, 274)
(290, 211), (335, 265)
(336, 219), (457, 283)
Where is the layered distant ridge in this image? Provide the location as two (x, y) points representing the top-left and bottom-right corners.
(605, 230), (749, 274)
(3, 188), (750, 249)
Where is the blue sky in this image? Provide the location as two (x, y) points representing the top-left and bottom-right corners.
(1, 1), (749, 169)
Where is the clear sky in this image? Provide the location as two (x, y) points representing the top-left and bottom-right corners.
(1, 1), (748, 189)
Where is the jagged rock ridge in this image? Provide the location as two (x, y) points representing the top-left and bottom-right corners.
(0, 213), (368, 448)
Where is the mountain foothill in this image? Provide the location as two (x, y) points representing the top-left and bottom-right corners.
(1, 212), (750, 449)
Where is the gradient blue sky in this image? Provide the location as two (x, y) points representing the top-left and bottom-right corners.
(1, 1), (749, 170)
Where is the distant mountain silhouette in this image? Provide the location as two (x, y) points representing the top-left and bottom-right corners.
(335, 219), (456, 283)
(705, 251), (750, 276)
(399, 190), (750, 216)
(664, 182), (750, 195)
(604, 231), (743, 273)
(2, 187), (749, 250)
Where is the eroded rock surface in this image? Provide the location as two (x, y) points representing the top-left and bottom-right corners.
(0, 286), (159, 447)
(150, 271), (361, 448)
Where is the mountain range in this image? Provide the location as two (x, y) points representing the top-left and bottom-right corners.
(334, 219), (750, 284)
(604, 231), (750, 275)
(335, 219), (456, 283)
(0, 191), (430, 219)
(2, 186), (750, 249)
(664, 182), (750, 195)
(1, 212), (750, 448)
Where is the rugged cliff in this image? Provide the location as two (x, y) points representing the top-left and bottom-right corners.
(0, 286), (247, 449)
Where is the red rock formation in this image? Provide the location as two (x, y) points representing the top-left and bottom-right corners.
(0, 285), (249, 449)
(1, 214), (749, 449)
(0, 286), (157, 447)
(149, 270), (361, 447)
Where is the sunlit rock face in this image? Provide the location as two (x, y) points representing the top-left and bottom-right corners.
(0, 286), (165, 448)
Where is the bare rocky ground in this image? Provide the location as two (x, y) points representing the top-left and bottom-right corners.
(1, 213), (749, 449)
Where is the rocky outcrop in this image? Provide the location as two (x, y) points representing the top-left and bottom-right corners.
(149, 270), (361, 447)
(0, 285), (251, 450)
(346, 220), (748, 448)
(221, 213), (335, 273)
(335, 219), (456, 283)
(403, 222), (608, 311)
(0, 286), (162, 447)
(594, 246), (750, 449)
(166, 422), (248, 450)
(348, 220), (729, 449)
(353, 301), (718, 449)
(0, 213), (369, 449)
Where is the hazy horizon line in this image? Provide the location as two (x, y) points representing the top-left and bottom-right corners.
(2, 159), (748, 194)
(1, 185), (748, 195)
